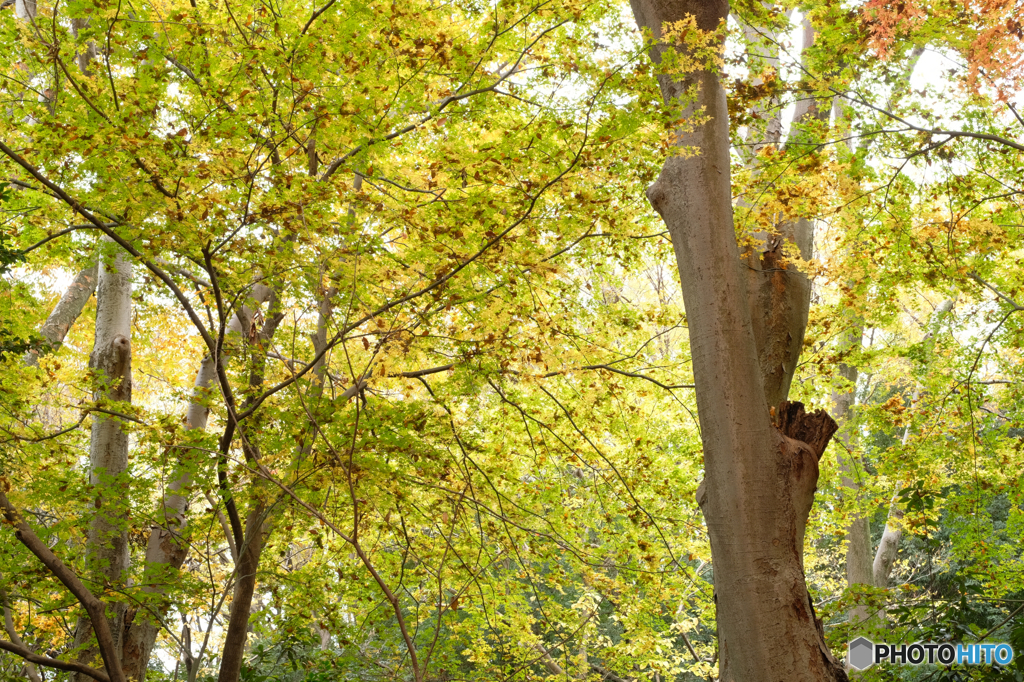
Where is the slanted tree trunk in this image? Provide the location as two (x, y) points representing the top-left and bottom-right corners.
(24, 264), (97, 366)
(121, 355), (216, 680)
(73, 243), (132, 681)
(871, 297), (955, 593)
(628, 1), (848, 679)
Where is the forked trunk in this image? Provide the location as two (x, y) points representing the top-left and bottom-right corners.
(629, 1), (847, 679)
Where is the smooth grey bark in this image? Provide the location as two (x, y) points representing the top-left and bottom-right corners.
(14, 0), (36, 20)
(629, 1), (847, 679)
(744, 215), (813, 408)
(872, 495), (904, 589)
(24, 264), (97, 366)
(1, 264), (98, 677)
(72, 245), (132, 681)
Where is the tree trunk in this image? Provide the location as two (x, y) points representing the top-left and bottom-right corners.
(122, 282), (274, 679)
(871, 297), (954, 592)
(216, 504), (268, 682)
(830, 328), (874, 634)
(73, 244), (132, 681)
(24, 264), (97, 366)
(121, 355), (218, 680)
(628, 1), (847, 679)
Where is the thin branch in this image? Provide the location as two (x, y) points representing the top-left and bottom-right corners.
(968, 271), (1024, 311)
(831, 88), (1024, 153)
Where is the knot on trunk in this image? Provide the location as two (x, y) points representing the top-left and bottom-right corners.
(774, 401), (837, 460)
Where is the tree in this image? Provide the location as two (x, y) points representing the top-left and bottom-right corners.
(627, 1), (847, 679)
(0, 0), (707, 680)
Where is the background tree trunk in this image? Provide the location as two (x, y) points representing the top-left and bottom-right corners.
(73, 244), (132, 681)
(24, 264), (97, 366)
(121, 355), (217, 680)
(830, 328), (874, 635)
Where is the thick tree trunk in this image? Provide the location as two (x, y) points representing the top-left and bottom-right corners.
(73, 244), (132, 681)
(744, 18), (828, 408)
(629, 2), (847, 679)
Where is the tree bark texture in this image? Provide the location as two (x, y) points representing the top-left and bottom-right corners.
(743, 218), (812, 408)
(216, 504), (268, 682)
(73, 245), (132, 681)
(24, 264), (97, 366)
(629, 1), (848, 679)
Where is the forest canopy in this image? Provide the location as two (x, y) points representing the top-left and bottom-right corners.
(0, 0), (1022, 680)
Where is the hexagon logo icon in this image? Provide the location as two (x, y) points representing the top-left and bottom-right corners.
(849, 637), (875, 670)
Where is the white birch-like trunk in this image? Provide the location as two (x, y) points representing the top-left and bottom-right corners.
(73, 243), (132, 680)
(25, 265), (97, 366)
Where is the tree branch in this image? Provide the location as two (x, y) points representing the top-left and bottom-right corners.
(0, 490), (127, 682)
(0, 639), (109, 682)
